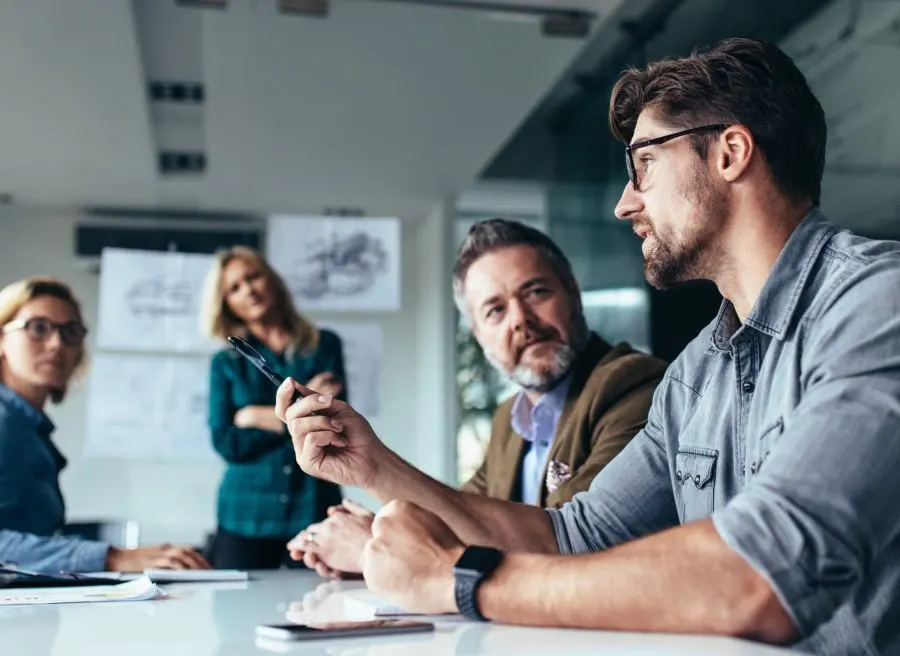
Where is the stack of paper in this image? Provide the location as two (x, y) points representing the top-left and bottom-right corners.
(0, 576), (163, 606)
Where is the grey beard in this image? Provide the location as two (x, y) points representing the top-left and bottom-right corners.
(486, 339), (580, 394)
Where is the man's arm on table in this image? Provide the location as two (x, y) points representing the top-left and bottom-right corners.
(374, 451), (557, 553)
(474, 519), (797, 643)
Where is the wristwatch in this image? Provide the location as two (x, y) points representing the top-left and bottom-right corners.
(453, 545), (503, 621)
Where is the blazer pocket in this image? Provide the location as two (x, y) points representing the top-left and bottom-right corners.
(675, 446), (718, 522)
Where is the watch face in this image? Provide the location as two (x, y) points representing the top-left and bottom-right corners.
(454, 546), (502, 576)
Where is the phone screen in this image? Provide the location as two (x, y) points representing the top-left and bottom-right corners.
(256, 619), (434, 641)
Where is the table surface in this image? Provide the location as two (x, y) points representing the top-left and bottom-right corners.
(0, 570), (802, 656)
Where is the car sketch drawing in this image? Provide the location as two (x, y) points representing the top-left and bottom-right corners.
(288, 231), (389, 300)
(125, 279), (195, 317)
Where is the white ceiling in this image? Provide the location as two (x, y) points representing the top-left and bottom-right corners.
(0, 0), (627, 218)
(781, 0), (900, 234)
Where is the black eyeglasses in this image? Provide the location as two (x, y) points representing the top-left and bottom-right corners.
(2, 317), (88, 347)
(625, 124), (729, 191)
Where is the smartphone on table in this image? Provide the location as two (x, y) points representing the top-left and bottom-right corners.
(255, 619), (434, 642)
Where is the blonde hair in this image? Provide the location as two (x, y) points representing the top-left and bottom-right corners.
(0, 276), (88, 404)
(200, 246), (319, 352)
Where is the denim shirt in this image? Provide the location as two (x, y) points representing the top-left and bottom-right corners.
(549, 210), (900, 654)
(0, 384), (108, 573)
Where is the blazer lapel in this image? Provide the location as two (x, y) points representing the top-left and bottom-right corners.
(538, 334), (612, 506)
(492, 429), (527, 503)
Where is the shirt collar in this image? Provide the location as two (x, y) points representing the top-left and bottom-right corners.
(708, 208), (837, 352)
(510, 371), (573, 443)
(0, 383), (55, 437)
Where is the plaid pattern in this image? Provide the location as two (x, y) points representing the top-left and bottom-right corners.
(209, 330), (345, 539)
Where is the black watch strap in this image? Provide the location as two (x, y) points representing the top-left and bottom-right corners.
(455, 571), (487, 621)
(453, 546), (503, 621)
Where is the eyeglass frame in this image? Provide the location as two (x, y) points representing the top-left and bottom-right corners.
(1, 316), (89, 347)
(625, 124), (729, 192)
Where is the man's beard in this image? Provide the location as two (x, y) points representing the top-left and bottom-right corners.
(640, 167), (725, 290)
(484, 318), (588, 394)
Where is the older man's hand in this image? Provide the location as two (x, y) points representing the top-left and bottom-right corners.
(362, 500), (464, 615)
(288, 499), (373, 579)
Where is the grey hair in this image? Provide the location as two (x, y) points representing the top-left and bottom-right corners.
(452, 218), (587, 335)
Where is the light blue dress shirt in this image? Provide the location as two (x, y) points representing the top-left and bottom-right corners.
(510, 374), (572, 505)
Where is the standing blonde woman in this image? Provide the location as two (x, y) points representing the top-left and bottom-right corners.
(0, 277), (209, 573)
(201, 247), (345, 569)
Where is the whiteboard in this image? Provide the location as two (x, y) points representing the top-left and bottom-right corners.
(322, 322), (383, 419)
(266, 216), (401, 311)
(97, 248), (218, 353)
(83, 354), (216, 461)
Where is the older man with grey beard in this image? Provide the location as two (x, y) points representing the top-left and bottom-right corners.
(286, 218), (666, 579)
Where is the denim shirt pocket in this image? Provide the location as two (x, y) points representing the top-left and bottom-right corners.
(675, 446), (718, 522)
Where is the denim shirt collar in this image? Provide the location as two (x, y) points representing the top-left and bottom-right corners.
(708, 208), (838, 352)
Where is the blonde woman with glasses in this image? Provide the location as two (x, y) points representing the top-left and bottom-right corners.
(201, 247), (346, 569)
(0, 277), (210, 573)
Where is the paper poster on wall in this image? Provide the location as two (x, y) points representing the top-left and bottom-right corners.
(83, 354), (215, 461)
(267, 216), (401, 311)
(96, 248), (218, 353)
(322, 322), (383, 418)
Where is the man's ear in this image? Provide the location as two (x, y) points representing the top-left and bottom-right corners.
(718, 125), (754, 183)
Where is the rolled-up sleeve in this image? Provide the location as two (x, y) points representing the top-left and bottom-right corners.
(713, 261), (900, 636)
(548, 380), (679, 554)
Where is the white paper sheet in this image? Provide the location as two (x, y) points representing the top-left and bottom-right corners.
(97, 248), (219, 353)
(83, 354), (216, 461)
(267, 216), (401, 311)
(321, 322), (382, 418)
(0, 576), (163, 606)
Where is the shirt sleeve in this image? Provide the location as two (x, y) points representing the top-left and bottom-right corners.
(547, 379), (679, 553)
(208, 352), (285, 463)
(712, 260), (900, 637)
(0, 529), (109, 574)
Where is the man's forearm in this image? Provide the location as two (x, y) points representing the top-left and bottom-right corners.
(476, 520), (798, 643)
(369, 450), (558, 554)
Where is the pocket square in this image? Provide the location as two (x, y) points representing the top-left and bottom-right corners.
(546, 460), (571, 494)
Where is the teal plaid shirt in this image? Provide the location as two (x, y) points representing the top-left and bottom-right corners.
(208, 330), (345, 539)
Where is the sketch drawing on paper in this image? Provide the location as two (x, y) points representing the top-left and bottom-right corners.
(125, 280), (195, 318)
(287, 232), (389, 301)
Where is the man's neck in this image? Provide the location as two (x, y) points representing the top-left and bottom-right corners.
(712, 199), (812, 321)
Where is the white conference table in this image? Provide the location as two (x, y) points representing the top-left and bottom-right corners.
(1, 570), (803, 656)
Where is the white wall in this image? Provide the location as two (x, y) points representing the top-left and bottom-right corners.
(0, 209), (456, 544)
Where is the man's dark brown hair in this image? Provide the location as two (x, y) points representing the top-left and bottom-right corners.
(609, 37), (826, 206)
